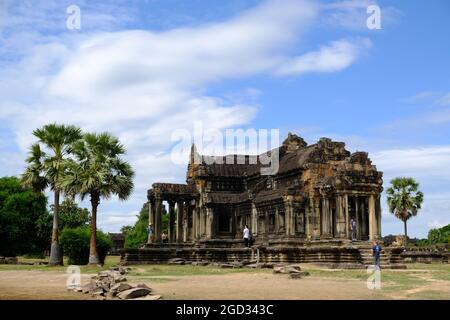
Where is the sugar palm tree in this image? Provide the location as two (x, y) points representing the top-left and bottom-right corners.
(22, 124), (82, 265)
(58, 132), (134, 264)
(386, 177), (424, 246)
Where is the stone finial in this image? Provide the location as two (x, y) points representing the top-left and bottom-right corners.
(350, 151), (372, 165)
(282, 132), (307, 152)
(189, 143), (201, 164)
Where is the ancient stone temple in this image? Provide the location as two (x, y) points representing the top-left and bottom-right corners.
(122, 133), (403, 268)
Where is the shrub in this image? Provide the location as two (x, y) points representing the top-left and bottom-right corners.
(416, 239), (430, 247)
(60, 226), (112, 265)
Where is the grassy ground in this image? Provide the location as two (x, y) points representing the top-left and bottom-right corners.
(301, 266), (429, 292)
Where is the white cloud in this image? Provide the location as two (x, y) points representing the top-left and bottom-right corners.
(97, 210), (140, 232)
(402, 91), (440, 104)
(402, 91), (450, 106)
(275, 38), (371, 76)
(371, 145), (450, 181)
(427, 220), (447, 229)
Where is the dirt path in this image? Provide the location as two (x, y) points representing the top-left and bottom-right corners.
(143, 272), (380, 300)
(0, 270), (96, 300)
(0, 270), (379, 300)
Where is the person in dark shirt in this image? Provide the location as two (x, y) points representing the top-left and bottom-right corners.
(372, 241), (382, 268)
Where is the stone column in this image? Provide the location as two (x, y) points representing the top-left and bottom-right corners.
(376, 195), (382, 238)
(305, 200), (312, 238)
(154, 198), (163, 243)
(206, 207), (213, 239)
(185, 205), (192, 242)
(361, 197), (367, 240)
(275, 208), (280, 234)
(335, 194), (348, 238)
(354, 197), (360, 240)
(199, 207), (203, 238)
(192, 202), (198, 239)
(199, 207), (205, 237)
(168, 201), (175, 243)
(147, 201), (155, 244)
(251, 203), (258, 236)
(321, 197), (331, 237)
(176, 200), (184, 243)
(313, 197), (321, 239)
(368, 194), (376, 240)
(335, 195), (345, 237)
(285, 200), (294, 236)
(197, 206), (201, 239)
(344, 195), (349, 239)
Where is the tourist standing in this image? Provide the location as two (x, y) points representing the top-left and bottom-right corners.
(162, 232), (168, 243)
(147, 224), (154, 244)
(243, 225), (250, 247)
(350, 218), (357, 241)
(372, 241), (382, 268)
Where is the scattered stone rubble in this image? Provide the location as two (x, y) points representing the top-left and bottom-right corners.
(168, 258), (309, 278)
(69, 265), (161, 300)
(272, 264), (310, 279)
(0, 257), (18, 264)
(0, 256), (47, 265)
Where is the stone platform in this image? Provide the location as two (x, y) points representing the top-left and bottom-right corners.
(120, 239), (406, 269)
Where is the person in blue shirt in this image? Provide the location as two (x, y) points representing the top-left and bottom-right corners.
(147, 223), (154, 244)
(372, 241), (382, 268)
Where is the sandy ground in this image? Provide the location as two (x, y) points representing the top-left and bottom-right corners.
(147, 273), (383, 300)
(3, 269), (447, 300)
(0, 270), (95, 300)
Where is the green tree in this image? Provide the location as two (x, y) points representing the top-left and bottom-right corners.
(58, 132), (134, 264)
(50, 199), (90, 229)
(428, 228), (441, 244)
(124, 204), (149, 249)
(120, 225), (133, 236)
(386, 177), (424, 245)
(22, 124), (82, 265)
(0, 177), (50, 257)
(428, 224), (450, 244)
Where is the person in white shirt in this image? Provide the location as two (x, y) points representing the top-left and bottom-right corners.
(243, 225), (250, 247)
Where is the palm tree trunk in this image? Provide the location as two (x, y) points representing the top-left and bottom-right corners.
(49, 190), (63, 265)
(404, 220), (408, 247)
(88, 192), (100, 265)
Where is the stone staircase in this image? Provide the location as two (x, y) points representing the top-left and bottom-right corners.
(354, 243), (406, 269)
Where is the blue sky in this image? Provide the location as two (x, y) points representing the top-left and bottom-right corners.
(0, 0), (449, 238)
